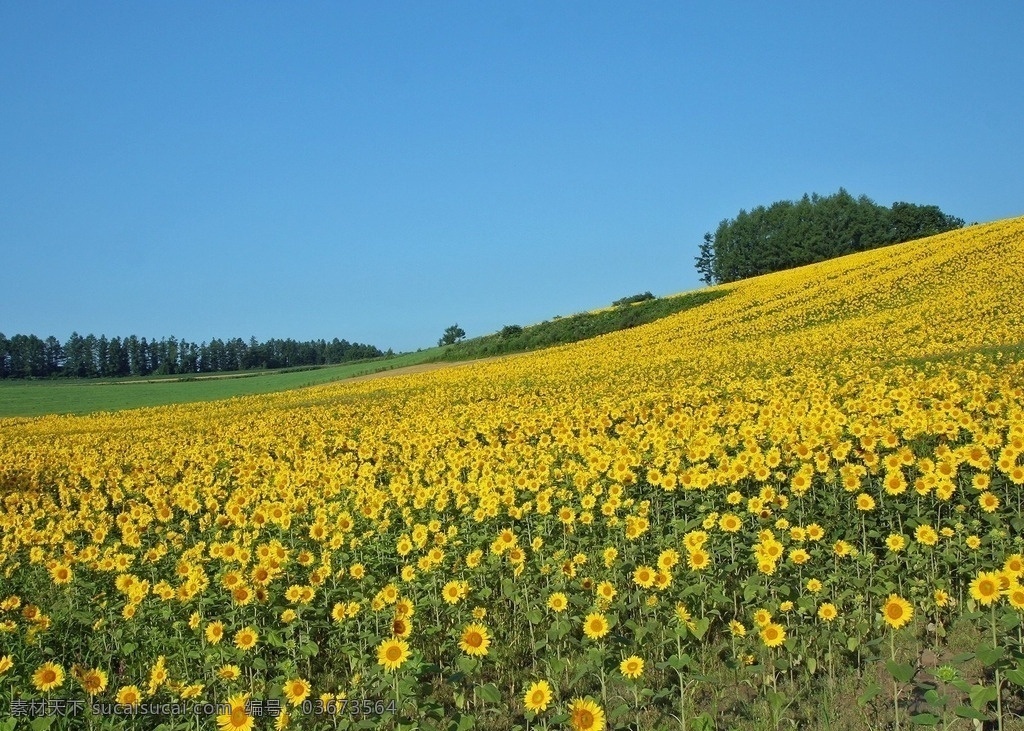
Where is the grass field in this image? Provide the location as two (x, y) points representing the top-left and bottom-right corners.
(0, 350), (442, 418)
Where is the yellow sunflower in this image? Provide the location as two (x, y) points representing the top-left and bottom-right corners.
(283, 678), (311, 707)
(759, 622), (786, 648)
(619, 655), (644, 679)
(569, 697), (606, 731)
(32, 662), (65, 692)
(882, 594), (913, 629)
(547, 592), (568, 612)
(234, 627), (259, 651)
(523, 679), (553, 712)
(969, 571), (1001, 606)
(582, 612), (610, 640)
(459, 624), (491, 657)
(217, 694), (254, 731)
(377, 638), (410, 672)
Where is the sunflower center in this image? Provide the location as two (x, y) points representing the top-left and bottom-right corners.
(42, 670), (56, 683)
(466, 632), (483, 647)
(886, 604), (904, 619)
(980, 580), (996, 596)
(230, 707), (248, 725)
(386, 646), (402, 661)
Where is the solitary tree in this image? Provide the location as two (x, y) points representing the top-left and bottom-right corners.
(439, 324), (466, 346)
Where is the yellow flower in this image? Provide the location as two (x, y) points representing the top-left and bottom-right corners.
(729, 620), (746, 637)
(0, 655), (13, 676)
(547, 592), (568, 612)
(817, 603), (838, 622)
(459, 624), (491, 657)
(885, 534), (906, 552)
(980, 492), (1000, 513)
(523, 679), (553, 712)
(218, 665), (241, 681)
(759, 622), (786, 648)
(283, 678), (311, 707)
(970, 571), (1001, 606)
(569, 697), (606, 731)
(632, 565), (656, 588)
(582, 612), (610, 640)
(915, 525), (938, 546)
(205, 620), (225, 644)
(619, 655), (644, 679)
(882, 594), (913, 629)
(752, 608), (772, 627)
(116, 685), (142, 706)
(234, 626), (259, 651)
(377, 638), (410, 672)
(50, 563), (73, 585)
(217, 693), (254, 731)
(32, 662), (65, 692)
(79, 667), (108, 695)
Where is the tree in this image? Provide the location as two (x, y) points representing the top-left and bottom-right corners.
(696, 190), (963, 285)
(439, 324), (466, 346)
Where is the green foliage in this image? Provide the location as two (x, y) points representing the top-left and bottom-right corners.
(696, 189), (964, 284)
(611, 291), (655, 307)
(431, 289), (729, 362)
(439, 324), (467, 347)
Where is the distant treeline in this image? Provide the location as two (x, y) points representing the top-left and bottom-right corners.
(695, 189), (965, 285)
(0, 333), (385, 379)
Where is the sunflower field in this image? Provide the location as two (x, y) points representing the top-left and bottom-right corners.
(2, 217), (1024, 730)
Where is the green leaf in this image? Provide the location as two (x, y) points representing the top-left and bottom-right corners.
(847, 636), (859, 652)
(886, 661), (915, 684)
(0, 719), (16, 731)
(30, 718), (55, 731)
(806, 657), (817, 675)
(609, 703), (631, 721)
(478, 683), (501, 704)
(857, 682), (881, 707)
(526, 609), (543, 624)
(909, 713), (940, 726)
(969, 684), (998, 710)
(975, 644), (1003, 667)
(691, 617), (710, 640)
(301, 640), (319, 657)
(954, 705), (989, 721)
(1004, 668), (1024, 686)
(121, 642), (137, 655)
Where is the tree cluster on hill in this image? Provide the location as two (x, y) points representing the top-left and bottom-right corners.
(695, 189), (965, 285)
(0, 333), (384, 379)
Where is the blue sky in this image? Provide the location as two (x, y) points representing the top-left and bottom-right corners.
(2, 2), (1022, 353)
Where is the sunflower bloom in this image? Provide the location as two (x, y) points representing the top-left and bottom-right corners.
(759, 622), (786, 648)
(523, 680), (553, 712)
(569, 697), (606, 731)
(970, 571), (1001, 606)
(882, 594), (913, 629)
(32, 662), (65, 692)
(459, 624), (491, 657)
(217, 694), (254, 731)
(377, 638), (410, 672)
(619, 655), (644, 679)
(582, 612), (610, 640)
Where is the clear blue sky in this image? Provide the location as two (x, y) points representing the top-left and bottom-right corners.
(3, 2), (1022, 353)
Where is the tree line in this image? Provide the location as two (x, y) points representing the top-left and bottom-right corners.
(695, 189), (965, 285)
(0, 332), (385, 379)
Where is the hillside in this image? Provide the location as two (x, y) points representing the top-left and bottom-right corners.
(1, 216), (1023, 729)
